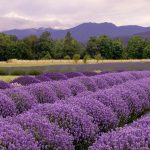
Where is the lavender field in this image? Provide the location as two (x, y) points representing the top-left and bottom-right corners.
(0, 71), (150, 150)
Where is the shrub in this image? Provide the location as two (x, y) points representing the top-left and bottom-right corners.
(0, 119), (39, 150)
(91, 89), (130, 124)
(3, 88), (37, 114)
(75, 76), (98, 92)
(124, 82), (150, 110)
(11, 76), (40, 85)
(35, 74), (51, 81)
(23, 83), (58, 104)
(94, 53), (102, 63)
(0, 93), (16, 117)
(63, 79), (87, 96)
(64, 72), (84, 78)
(73, 54), (80, 64)
(112, 85), (143, 115)
(31, 103), (98, 145)
(92, 76), (110, 89)
(47, 81), (72, 100)
(0, 80), (11, 89)
(66, 97), (118, 132)
(89, 126), (150, 150)
(83, 55), (90, 64)
(15, 112), (75, 150)
(43, 72), (68, 80)
(64, 55), (71, 60)
(82, 72), (98, 76)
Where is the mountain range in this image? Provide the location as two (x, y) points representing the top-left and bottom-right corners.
(2, 22), (150, 42)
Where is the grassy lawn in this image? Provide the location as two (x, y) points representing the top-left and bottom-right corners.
(0, 59), (150, 67)
(0, 76), (20, 82)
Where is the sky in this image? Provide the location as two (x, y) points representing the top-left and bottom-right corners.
(0, 0), (150, 31)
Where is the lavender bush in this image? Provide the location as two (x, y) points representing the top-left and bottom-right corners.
(89, 113), (150, 150)
(15, 112), (75, 150)
(35, 74), (52, 82)
(11, 76), (40, 85)
(0, 93), (16, 118)
(30, 103), (98, 145)
(64, 72), (84, 78)
(3, 88), (37, 114)
(0, 119), (39, 150)
(64, 79), (87, 96)
(23, 83), (58, 104)
(0, 80), (11, 89)
(90, 89), (130, 124)
(66, 97), (118, 132)
(46, 81), (72, 100)
(43, 72), (68, 80)
(75, 77), (98, 92)
(82, 72), (98, 76)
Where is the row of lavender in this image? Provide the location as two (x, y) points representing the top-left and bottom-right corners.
(89, 113), (150, 149)
(11, 71), (99, 86)
(0, 71), (150, 149)
(0, 71), (100, 89)
(0, 71), (150, 118)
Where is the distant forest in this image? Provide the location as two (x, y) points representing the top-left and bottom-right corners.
(0, 31), (150, 61)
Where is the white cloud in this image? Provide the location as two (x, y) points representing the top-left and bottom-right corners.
(0, 0), (150, 31)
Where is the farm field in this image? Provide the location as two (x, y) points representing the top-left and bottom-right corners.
(1, 60), (150, 73)
(1, 59), (150, 67)
(0, 71), (150, 149)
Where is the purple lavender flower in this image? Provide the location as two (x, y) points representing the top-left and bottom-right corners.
(132, 114), (150, 128)
(23, 83), (58, 104)
(63, 79), (87, 96)
(43, 72), (68, 80)
(45, 81), (72, 100)
(112, 85), (143, 114)
(35, 74), (52, 82)
(124, 82), (150, 110)
(0, 119), (39, 150)
(0, 80), (11, 89)
(76, 91), (93, 98)
(82, 72), (98, 76)
(15, 112), (75, 150)
(75, 77), (98, 92)
(90, 88), (130, 124)
(31, 103), (98, 144)
(3, 88), (37, 114)
(89, 126), (150, 150)
(0, 92), (16, 117)
(129, 71), (150, 79)
(92, 76), (110, 89)
(118, 72), (136, 81)
(66, 97), (118, 132)
(64, 72), (84, 78)
(11, 76), (40, 86)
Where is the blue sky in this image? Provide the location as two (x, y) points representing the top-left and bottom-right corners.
(0, 0), (150, 31)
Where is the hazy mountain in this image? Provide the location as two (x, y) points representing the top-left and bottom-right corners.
(3, 22), (150, 42)
(134, 31), (150, 39)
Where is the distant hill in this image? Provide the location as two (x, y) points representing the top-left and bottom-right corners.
(134, 31), (150, 39)
(3, 22), (150, 42)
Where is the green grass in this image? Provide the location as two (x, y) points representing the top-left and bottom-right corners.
(0, 76), (20, 82)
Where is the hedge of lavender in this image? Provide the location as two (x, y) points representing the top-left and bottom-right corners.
(0, 71), (150, 149)
(89, 113), (150, 150)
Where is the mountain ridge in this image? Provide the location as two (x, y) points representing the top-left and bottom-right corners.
(2, 22), (150, 42)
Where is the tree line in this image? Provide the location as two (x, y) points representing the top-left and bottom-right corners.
(0, 31), (150, 61)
